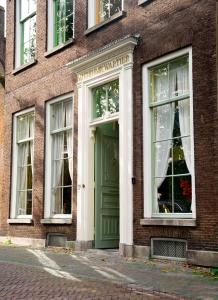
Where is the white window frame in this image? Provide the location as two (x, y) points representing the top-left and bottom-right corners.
(11, 107), (35, 219)
(47, 0), (75, 51)
(88, 0), (124, 28)
(44, 93), (74, 219)
(15, 0), (37, 68)
(143, 47), (196, 219)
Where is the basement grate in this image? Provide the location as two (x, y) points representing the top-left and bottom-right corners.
(151, 238), (187, 260)
(47, 233), (67, 247)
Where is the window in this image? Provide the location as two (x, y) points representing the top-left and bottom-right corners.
(143, 48), (195, 218)
(11, 109), (35, 218)
(47, 0), (74, 50)
(88, 0), (122, 28)
(45, 97), (73, 218)
(92, 79), (119, 120)
(16, 0), (37, 66)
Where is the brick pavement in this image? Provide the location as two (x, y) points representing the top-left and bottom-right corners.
(0, 245), (217, 299)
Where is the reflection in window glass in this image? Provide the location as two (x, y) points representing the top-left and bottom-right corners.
(92, 80), (119, 119)
(95, 0), (122, 24)
(20, 0), (37, 65)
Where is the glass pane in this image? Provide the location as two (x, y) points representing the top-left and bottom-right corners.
(63, 186), (72, 214)
(154, 141), (172, 177)
(26, 190), (32, 215)
(153, 104), (172, 142)
(110, 0), (122, 16)
(150, 63), (169, 103)
(99, 0), (110, 23)
(92, 85), (107, 119)
(51, 102), (64, 130)
(173, 175), (192, 213)
(22, 16), (36, 64)
(65, 0), (74, 41)
(53, 187), (71, 214)
(17, 190), (32, 215)
(155, 177), (172, 213)
(176, 99), (190, 137)
(108, 80), (119, 114)
(52, 132), (64, 160)
(27, 165), (32, 189)
(21, 0), (37, 19)
(63, 158), (72, 186)
(64, 100), (72, 127)
(169, 55), (189, 98)
(17, 114), (29, 140)
(173, 138), (190, 175)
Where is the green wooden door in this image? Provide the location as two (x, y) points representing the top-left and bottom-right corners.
(95, 123), (119, 249)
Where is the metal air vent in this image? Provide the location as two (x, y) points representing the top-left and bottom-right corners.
(151, 238), (187, 260)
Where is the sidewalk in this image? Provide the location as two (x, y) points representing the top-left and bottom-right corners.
(0, 244), (217, 299)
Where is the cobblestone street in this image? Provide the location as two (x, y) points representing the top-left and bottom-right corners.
(0, 245), (217, 299)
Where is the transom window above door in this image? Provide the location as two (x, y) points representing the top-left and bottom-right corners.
(92, 79), (119, 120)
(47, 0), (74, 50)
(88, 0), (122, 28)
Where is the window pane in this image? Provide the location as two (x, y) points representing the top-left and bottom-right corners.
(96, 0), (121, 24)
(17, 190), (32, 215)
(150, 63), (169, 103)
(22, 15), (36, 64)
(173, 138), (190, 175)
(155, 177), (172, 213)
(93, 85), (107, 119)
(64, 100), (72, 127)
(54, 0), (73, 46)
(153, 104), (172, 142)
(173, 175), (192, 213)
(51, 102), (63, 130)
(108, 80), (119, 114)
(169, 56), (189, 98)
(21, 0), (37, 19)
(63, 158), (72, 186)
(110, 0), (122, 16)
(53, 186), (71, 214)
(154, 141), (172, 177)
(17, 112), (34, 141)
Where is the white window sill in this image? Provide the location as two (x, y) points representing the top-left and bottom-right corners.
(41, 218), (72, 225)
(140, 218), (196, 227)
(12, 59), (37, 75)
(85, 11), (126, 35)
(7, 218), (33, 224)
(44, 38), (75, 57)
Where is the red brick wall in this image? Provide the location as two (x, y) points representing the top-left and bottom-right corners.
(2, 0), (218, 250)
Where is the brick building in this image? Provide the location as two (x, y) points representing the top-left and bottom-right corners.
(0, 5), (5, 235)
(1, 0), (218, 267)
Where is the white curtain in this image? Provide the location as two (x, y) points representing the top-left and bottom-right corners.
(17, 116), (29, 215)
(58, 0), (66, 44)
(65, 101), (73, 181)
(154, 105), (172, 213)
(52, 104), (64, 214)
(154, 71), (172, 213)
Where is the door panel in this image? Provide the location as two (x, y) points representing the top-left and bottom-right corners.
(95, 123), (119, 249)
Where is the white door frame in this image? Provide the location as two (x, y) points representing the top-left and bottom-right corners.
(67, 36), (138, 249)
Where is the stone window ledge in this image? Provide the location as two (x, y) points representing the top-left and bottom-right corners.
(140, 218), (196, 227)
(41, 218), (72, 225)
(85, 11), (126, 36)
(44, 39), (75, 58)
(12, 59), (37, 75)
(7, 218), (33, 224)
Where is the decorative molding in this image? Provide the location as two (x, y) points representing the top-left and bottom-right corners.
(67, 35), (139, 77)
